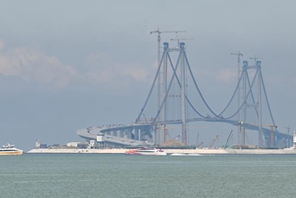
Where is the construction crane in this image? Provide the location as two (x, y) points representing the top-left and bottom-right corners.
(237, 121), (279, 147)
(257, 124), (278, 147)
(196, 133), (199, 146)
(196, 141), (204, 148)
(150, 28), (186, 65)
(208, 135), (219, 149)
(284, 126), (291, 147)
(172, 133), (182, 140)
(170, 36), (194, 47)
(223, 130), (233, 149)
(160, 125), (210, 144)
(284, 126), (291, 135)
(250, 55), (264, 62)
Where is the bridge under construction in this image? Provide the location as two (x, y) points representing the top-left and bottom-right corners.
(77, 39), (292, 149)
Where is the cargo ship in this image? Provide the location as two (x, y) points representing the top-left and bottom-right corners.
(0, 143), (23, 156)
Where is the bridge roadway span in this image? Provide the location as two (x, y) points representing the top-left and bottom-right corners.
(77, 123), (153, 147)
(77, 118), (292, 147)
(162, 118), (291, 140)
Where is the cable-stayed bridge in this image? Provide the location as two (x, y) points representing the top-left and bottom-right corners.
(78, 42), (292, 148)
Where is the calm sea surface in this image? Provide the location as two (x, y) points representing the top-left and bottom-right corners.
(1, 154), (296, 198)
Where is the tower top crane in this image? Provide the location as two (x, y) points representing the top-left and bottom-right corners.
(231, 51), (243, 72)
(170, 35), (194, 47)
(150, 28), (186, 63)
(250, 55), (264, 64)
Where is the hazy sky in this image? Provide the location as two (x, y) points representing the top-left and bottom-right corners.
(0, 0), (295, 151)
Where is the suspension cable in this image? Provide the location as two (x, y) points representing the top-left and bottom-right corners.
(136, 49), (166, 122)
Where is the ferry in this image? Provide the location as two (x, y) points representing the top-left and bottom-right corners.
(0, 143), (23, 156)
(125, 147), (167, 156)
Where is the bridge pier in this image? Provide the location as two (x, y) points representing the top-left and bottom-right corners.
(134, 127), (139, 141)
(277, 138), (284, 148)
(119, 130), (125, 138)
(127, 128), (132, 139)
(112, 130), (118, 137)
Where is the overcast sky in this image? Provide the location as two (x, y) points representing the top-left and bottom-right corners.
(0, 0), (295, 151)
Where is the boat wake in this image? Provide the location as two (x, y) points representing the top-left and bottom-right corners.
(170, 153), (204, 156)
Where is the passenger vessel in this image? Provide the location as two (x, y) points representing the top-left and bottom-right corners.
(125, 147), (167, 156)
(0, 143), (23, 155)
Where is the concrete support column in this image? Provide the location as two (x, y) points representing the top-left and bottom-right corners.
(139, 129), (143, 141)
(127, 128), (132, 139)
(134, 127), (139, 140)
(112, 130), (118, 137)
(120, 130), (124, 138)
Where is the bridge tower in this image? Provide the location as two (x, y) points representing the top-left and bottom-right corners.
(180, 42), (187, 145)
(241, 59), (264, 146)
(231, 52), (244, 146)
(150, 29), (186, 145)
(136, 41), (189, 145)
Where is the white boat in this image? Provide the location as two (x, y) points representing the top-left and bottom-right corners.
(125, 147), (167, 156)
(170, 153), (202, 156)
(0, 143), (23, 156)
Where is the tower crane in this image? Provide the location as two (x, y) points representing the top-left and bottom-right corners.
(284, 126), (291, 135)
(284, 126), (291, 147)
(150, 28), (186, 65)
(269, 125), (277, 147)
(250, 55), (264, 62)
(257, 124), (277, 147)
(159, 125), (210, 145)
(170, 36), (194, 47)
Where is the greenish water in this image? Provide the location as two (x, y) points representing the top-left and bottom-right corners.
(1, 154), (296, 198)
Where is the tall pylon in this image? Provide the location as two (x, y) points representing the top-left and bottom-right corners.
(231, 52), (244, 145)
(241, 58), (265, 146)
(150, 29), (185, 145)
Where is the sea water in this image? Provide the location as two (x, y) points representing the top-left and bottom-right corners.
(1, 154), (296, 198)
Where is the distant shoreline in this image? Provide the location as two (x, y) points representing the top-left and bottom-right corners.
(27, 148), (296, 155)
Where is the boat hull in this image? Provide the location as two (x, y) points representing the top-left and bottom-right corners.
(0, 150), (23, 156)
(125, 149), (167, 156)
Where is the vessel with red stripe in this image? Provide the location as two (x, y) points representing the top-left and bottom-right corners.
(125, 147), (167, 156)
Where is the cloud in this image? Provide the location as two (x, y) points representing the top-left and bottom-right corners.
(0, 43), (77, 88)
(216, 69), (237, 83)
(0, 40), (4, 50)
(193, 68), (237, 84)
(82, 52), (150, 88)
(0, 42), (152, 92)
